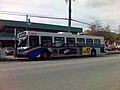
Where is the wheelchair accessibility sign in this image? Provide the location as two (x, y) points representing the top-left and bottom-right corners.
(82, 47), (91, 55)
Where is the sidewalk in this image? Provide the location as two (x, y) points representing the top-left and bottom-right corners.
(106, 50), (120, 54)
(1, 51), (120, 61)
(0, 55), (28, 61)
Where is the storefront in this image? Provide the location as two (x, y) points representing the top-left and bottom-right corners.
(0, 33), (15, 48)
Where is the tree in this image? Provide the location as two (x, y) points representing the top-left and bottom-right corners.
(87, 21), (117, 45)
(89, 20), (103, 31)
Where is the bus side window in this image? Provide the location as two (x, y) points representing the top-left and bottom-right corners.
(54, 37), (64, 47)
(86, 39), (93, 46)
(66, 38), (75, 47)
(29, 36), (39, 46)
(77, 38), (85, 46)
(94, 39), (100, 45)
(41, 36), (52, 47)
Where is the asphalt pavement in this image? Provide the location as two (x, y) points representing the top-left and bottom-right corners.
(0, 54), (120, 90)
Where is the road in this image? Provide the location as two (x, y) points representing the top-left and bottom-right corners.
(0, 54), (120, 90)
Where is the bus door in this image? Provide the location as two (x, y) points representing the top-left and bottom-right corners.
(77, 38), (85, 55)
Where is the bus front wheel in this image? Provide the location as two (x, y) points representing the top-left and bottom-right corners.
(41, 51), (50, 60)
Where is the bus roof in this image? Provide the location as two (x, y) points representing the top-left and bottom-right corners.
(19, 31), (104, 39)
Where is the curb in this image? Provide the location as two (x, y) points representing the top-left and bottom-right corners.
(1, 51), (120, 61)
(106, 51), (120, 54)
(0, 57), (29, 61)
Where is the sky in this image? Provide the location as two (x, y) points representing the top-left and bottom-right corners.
(0, 0), (120, 31)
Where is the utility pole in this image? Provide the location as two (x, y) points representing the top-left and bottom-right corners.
(68, 0), (71, 33)
(66, 0), (74, 32)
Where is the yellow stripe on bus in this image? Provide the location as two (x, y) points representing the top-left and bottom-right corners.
(25, 46), (41, 54)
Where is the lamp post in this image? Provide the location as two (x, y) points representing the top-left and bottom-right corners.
(26, 14), (31, 31)
(25, 15), (31, 47)
(14, 28), (17, 56)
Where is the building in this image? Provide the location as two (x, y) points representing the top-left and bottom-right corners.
(0, 19), (83, 48)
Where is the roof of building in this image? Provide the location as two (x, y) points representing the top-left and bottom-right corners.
(0, 19), (83, 33)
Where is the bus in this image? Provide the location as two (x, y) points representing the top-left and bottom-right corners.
(16, 31), (106, 59)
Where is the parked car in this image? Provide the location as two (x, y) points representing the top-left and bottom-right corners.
(5, 47), (15, 55)
(106, 45), (117, 51)
(116, 45), (120, 50)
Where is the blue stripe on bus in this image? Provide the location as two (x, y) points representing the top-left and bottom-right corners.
(18, 44), (105, 58)
(90, 45), (105, 48)
(25, 47), (48, 59)
(25, 48), (42, 58)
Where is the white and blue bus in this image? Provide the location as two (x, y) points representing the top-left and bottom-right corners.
(17, 31), (106, 59)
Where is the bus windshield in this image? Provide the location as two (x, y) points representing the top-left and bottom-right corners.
(18, 37), (28, 47)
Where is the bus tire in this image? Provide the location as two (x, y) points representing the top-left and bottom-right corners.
(91, 49), (96, 57)
(41, 51), (50, 60)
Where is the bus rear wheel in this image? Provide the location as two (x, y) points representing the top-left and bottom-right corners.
(91, 50), (96, 57)
(41, 51), (50, 60)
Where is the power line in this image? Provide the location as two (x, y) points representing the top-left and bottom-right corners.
(0, 11), (119, 32)
(0, 11), (91, 25)
(1, 1), (41, 8)
(0, 11), (26, 16)
(0, 11), (68, 20)
(72, 19), (91, 25)
(0, 12), (25, 16)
